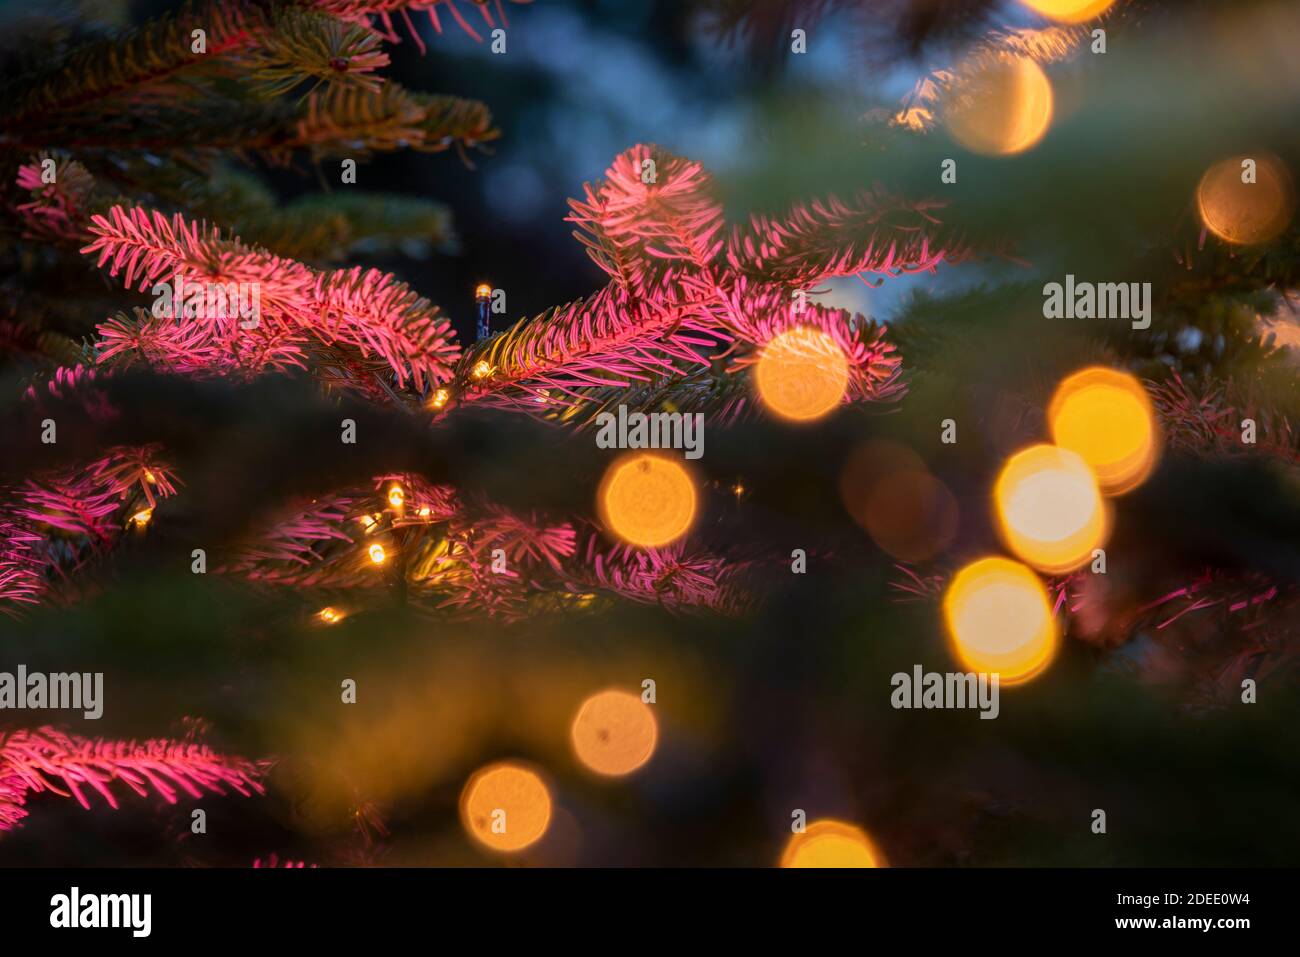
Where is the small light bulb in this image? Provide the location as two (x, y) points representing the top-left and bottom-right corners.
(475, 283), (492, 300)
(368, 543), (387, 565)
(144, 470), (157, 484)
(318, 606), (343, 624)
(128, 507), (153, 527)
(428, 388), (450, 410)
(387, 485), (405, 508)
(472, 360), (492, 379)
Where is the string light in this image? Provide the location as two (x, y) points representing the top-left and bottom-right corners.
(475, 283), (493, 342)
(367, 543), (387, 565)
(570, 689), (658, 777)
(427, 388), (450, 411)
(943, 556), (1058, 685)
(597, 452), (697, 548)
(387, 484), (405, 508)
(994, 443), (1107, 574)
(754, 326), (850, 422)
(471, 360), (492, 380)
(780, 819), (886, 868)
(1049, 367), (1160, 495)
(459, 762), (552, 852)
(127, 507), (153, 527)
(318, 606), (343, 625)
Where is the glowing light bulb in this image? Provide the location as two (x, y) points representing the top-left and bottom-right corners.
(943, 557), (1057, 684)
(1196, 154), (1295, 246)
(475, 283), (492, 300)
(128, 507), (153, 527)
(1049, 367), (1160, 495)
(994, 444), (1107, 574)
(318, 606), (343, 624)
(1018, 0), (1116, 22)
(754, 326), (850, 422)
(428, 388), (450, 411)
(780, 819), (886, 868)
(460, 762), (552, 853)
(144, 469), (157, 484)
(471, 360), (492, 380)
(597, 452), (697, 548)
(946, 55), (1054, 156)
(387, 485), (405, 508)
(571, 689), (658, 777)
(368, 543), (387, 565)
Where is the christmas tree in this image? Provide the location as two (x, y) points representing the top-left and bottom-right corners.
(0, 0), (1297, 867)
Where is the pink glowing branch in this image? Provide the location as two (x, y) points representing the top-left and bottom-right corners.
(0, 445), (179, 613)
(0, 727), (267, 834)
(15, 156), (93, 242)
(23, 365), (116, 421)
(81, 206), (461, 389)
(323, 0), (519, 49)
(573, 535), (749, 615)
(252, 854), (318, 868)
(727, 188), (962, 287)
(455, 144), (928, 416)
(568, 144), (726, 295)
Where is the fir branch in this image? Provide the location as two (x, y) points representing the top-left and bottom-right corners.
(315, 1), (521, 47)
(726, 189), (963, 286)
(720, 283), (906, 404)
(235, 192), (456, 262)
(546, 366), (756, 431)
(456, 282), (722, 412)
(96, 308), (312, 379)
(14, 153), (95, 243)
(0, 444), (179, 613)
(0, 727), (267, 834)
(0, 521), (46, 614)
(1150, 372), (1300, 466)
(81, 205), (461, 389)
(283, 85), (497, 161)
(566, 533), (750, 616)
(455, 144), (920, 416)
(567, 143), (725, 296)
(242, 7), (391, 100)
(0, 0), (263, 133)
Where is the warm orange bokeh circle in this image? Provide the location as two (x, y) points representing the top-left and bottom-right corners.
(597, 452), (697, 548)
(780, 819), (886, 868)
(942, 556), (1059, 685)
(1049, 366), (1160, 495)
(946, 55), (1054, 156)
(571, 689), (658, 776)
(754, 326), (851, 422)
(459, 762), (553, 853)
(994, 444), (1108, 574)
